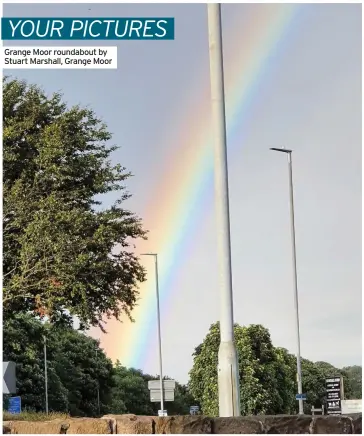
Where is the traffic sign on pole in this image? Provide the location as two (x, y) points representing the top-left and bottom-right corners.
(3, 362), (16, 394)
(148, 380), (176, 403)
(148, 380), (175, 390)
(150, 390), (174, 402)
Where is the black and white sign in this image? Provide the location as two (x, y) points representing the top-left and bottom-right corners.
(158, 410), (168, 417)
(326, 376), (342, 415)
(3, 362), (16, 394)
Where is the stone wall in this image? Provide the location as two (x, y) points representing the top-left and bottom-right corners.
(3, 413), (362, 434)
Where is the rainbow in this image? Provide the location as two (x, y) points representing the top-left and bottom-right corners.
(99, 4), (301, 369)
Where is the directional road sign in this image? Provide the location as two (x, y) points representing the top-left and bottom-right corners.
(3, 362), (16, 394)
(150, 390), (175, 402)
(296, 394), (307, 401)
(148, 380), (176, 390)
(148, 380), (176, 403)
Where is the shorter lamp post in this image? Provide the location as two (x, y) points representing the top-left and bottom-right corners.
(140, 253), (164, 415)
(43, 335), (49, 415)
(270, 147), (303, 415)
(95, 348), (100, 415)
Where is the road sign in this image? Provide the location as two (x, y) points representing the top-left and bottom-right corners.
(3, 362), (16, 394)
(8, 396), (21, 414)
(190, 405), (199, 415)
(158, 410), (168, 417)
(296, 394), (307, 400)
(150, 389), (175, 402)
(148, 380), (176, 390)
(326, 376), (342, 415)
(148, 380), (175, 403)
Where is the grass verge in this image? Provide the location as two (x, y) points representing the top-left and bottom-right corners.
(3, 411), (70, 421)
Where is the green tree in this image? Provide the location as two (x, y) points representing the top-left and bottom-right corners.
(168, 382), (198, 415)
(300, 361), (362, 411)
(342, 366), (362, 399)
(109, 365), (197, 416)
(273, 347), (296, 413)
(314, 361), (338, 376)
(51, 328), (114, 417)
(3, 77), (146, 329)
(3, 312), (114, 416)
(110, 364), (154, 415)
(188, 322), (295, 416)
(144, 374), (198, 416)
(188, 322), (362, 416)
(3, 313), (68, 412)
(300, 359), (329, 413)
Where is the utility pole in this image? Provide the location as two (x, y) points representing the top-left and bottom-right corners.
(141, 253), (165, 415)
(207, 3), (240, 417)
(43, 335), (49, 415)
(270, 147), (304, 415)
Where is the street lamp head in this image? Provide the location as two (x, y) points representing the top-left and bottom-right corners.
(270, 147), (292, 153)
(140, 252), (157, 256)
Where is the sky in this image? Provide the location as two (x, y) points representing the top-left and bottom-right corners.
(3, 3), (362, 384)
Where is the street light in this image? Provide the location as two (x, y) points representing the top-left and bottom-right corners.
(43, 335), (49, 415)
(207, 3), (240, 417)
(140, 253), (164, 415)
(95, 348), (100, 416)
(270, 147), (304, 415)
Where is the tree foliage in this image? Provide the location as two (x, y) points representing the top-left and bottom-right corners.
(189, 322), (296, 416)
(189, 322), (362, 416)
(110, 363), (197, 416)
(110, 364), (154, 415)
(342, 366), (362, 400)
(3, 77), (146, 328)
(3, 313), (114, 416)
(2, 77), (199, 418)
(3, 314), (197, 416)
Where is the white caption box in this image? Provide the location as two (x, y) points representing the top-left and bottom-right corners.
(2, 46), (117, 69)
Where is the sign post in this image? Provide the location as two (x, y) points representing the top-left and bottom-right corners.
(148, 380), (176, 416)
(326, 376), (343, 415)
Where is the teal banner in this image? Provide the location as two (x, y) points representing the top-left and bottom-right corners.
(1, 18), (174, 40)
